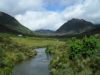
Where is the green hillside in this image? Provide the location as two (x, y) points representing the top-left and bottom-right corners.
(0, 12), (33, 35)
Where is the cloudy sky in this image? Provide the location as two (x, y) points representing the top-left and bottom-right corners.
(0, 0), (100, 31)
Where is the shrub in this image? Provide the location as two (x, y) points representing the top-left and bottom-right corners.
(69, 36), (98, 60)
(68, 36), (99, 75)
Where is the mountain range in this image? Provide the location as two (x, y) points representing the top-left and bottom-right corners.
(34, 29), (54, 35)
(0, 11), (100, 37)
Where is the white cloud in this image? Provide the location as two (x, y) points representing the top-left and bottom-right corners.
(15, 11), (65, 31)
(62, 0), (100, 23)
(0, 0), (100, 30)
(44, 0), (83, 7)
(0, 0), (44, 15)
(62, 4), (84, 20)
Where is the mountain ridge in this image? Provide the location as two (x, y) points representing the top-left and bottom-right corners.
(0, 11), (33, 35)
(0, 11), (100, 37)
(56, 18), (94, 34)
(55, 18), (100, 37)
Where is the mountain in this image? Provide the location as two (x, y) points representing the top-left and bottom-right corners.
(34, 19), (100, 37)
(0, 11), (33, 35)
(55, 18), (100, 37)
(56, 19), (94, 34)
(81, 24), (100, 35)
(34, 29), (54, 35)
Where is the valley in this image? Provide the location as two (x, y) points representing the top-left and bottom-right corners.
(0, 32), (65, 75)
(0, 32), (100, 75)
(0, 11), (100, 75)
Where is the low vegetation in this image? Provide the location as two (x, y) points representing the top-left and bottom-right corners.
(0, 33), (65, 75)
(48, 35), (100, 75)
(0, 32), (100, 75)
(0, 34), (36, 75)
(11, 36), (65, 48)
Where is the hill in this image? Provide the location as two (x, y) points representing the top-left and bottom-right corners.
(56, 18), (100, 36)
(81, 24), (100, 35)
(0, 11), (33, 35)
(56, 19), (94, 34)
(34, 29), (54, 35)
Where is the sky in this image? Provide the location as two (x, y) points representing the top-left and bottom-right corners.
(0, 0), (100, 31)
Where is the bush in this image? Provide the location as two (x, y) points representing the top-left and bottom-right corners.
(68, 36), (99, 75)
(0, 34), (37, 75)
(50, 35), (100, 75)
(69, 36), (98, 60)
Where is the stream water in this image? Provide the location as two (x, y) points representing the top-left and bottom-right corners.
(12, 48), (50, 75)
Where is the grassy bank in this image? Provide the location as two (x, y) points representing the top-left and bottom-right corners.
(0, 33), (65, 75)
(1, 32), (99, 75)
(47, 35), (100, 75)
(0, 34), (37, 75)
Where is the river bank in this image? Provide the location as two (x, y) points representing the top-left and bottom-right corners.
(12, 48), (51, 75)
(0, 33), (65, 75)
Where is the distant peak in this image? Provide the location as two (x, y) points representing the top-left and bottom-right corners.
(0, 11), (5, 16)
(0, 11), (10, 17)
(0, 11), (7, 14)
(69, 18), (85, 22)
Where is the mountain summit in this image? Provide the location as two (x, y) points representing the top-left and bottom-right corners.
(56, 18), (94, 34)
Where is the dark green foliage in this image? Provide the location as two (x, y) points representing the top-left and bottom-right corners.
(0, 47), (5, 68)
(50, 35), (100, 75)
(69, 36), (98, 60)
(68, 38), (82, 60)
(46, 46), (55, 54)
(0, 47), (4, 58)
(82, 36), (97, 58)
(67, 36), (99, 75)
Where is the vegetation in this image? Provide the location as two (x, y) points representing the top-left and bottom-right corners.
(0, 34), (36, 75)
(49, 35), (100, 75)
(0, 33), (65, 75)
(0, 32), (100, 75)
(0, 11), (100, 75)
(11, 36), (65, 48)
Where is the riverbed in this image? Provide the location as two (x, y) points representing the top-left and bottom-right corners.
(12, 48), (50, 75)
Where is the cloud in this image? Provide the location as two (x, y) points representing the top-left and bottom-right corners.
(81, 0), (100, 23)
(44, 0), (83, 11)
(15, 11), (65, 31)
(0, 0), (100, 30)
(0, 0), (83, 15)
(0, 0), (44, 15)
(62, 0), (100, 23)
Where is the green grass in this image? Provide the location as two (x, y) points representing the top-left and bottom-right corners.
(1, 33), (100, 75)
(48, 35), (100, 75)
(11, 36), (65, 48)
(0, 33), (65, 75)
(0, 33), (37, 75)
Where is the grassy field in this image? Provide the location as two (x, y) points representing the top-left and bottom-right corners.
(0, 33), (100, 75)
(0, 33), (37, 75)
(11, 36), (65, 48)
(0, 33), (65, 75)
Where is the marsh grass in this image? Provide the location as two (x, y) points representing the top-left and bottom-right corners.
(11, 36), (65, 48)
(0, 33), (65, 75)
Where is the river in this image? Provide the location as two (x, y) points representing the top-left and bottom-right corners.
(12, 48), (51, 75)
